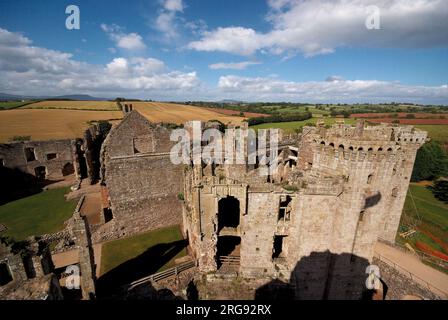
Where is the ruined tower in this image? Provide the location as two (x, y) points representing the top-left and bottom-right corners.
(182, 120), (427, 299)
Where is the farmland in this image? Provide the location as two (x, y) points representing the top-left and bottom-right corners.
(23, 100), (120, 111)
(0, 101), (35, 110)
(0, 109), (123, 142)
(129, 101), (244, 125)
(251, 117), (356, 132)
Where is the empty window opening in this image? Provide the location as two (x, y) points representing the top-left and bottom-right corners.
(272, 236), (286, 259)
(216, 236), (241, 270)
(46, 153), (57, 160)
(62, 162), (74, 176)
(34, 166), (46, 181)
(25, 147), (36, 162)
(218, 196), (240, 231)
(0, 263), (13, 286)
(22, 256), (36, 279)
(103, 208), (113, 223)
(278, 195), (292, 221)
(367, 174), (373, 184)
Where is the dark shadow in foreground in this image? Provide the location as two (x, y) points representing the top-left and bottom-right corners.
(256, 251), (377, 300)
(96, 239), (187, 299)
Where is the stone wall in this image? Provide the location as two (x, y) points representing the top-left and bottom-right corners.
(0, 139), (77, 181)
(182, 121), (428, 300)
(98, 111), (183, 242)
(372, 258), (442, 300)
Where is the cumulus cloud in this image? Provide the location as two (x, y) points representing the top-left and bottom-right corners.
(188, 0), (448, 57)
(217, 75), (448, 103)
(155, 0), (184, 39)
(209, 61), (261, 70)
(101, 23), (146, 51)
(0, 28), (200, 97)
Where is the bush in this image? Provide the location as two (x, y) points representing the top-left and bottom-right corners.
(429, 180), (448, 203)
(247, 112), (312, 126)
(405, 114), (416, 119)
(411, 141), (448, 182)
(10, 135), (31, 142)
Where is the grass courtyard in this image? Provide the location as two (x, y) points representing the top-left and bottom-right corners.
(97, 225), (187, 295)
(0, 187), (77, 241)
(100, 225), (187, 276)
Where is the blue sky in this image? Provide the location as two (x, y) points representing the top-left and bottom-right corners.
(0, 0), (447, 103)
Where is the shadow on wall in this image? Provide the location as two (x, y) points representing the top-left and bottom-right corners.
(363, 192), (382, 210)
(0, 166), (63, 205)
(96, 239), (188, 299)
(256, 251), (379, 300)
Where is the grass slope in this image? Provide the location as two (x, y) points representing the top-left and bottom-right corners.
(0, 187), (77, 241)
(100, 225), (186, 276)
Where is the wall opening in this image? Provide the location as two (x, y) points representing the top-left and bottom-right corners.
(62, 162), (75, 176)
(103, 208), (113, 223)
(0, 262), (13, 286)
(367, 174), (373, 184)
(25, 147), (36, 162)
(0, 158), (4, 168)
(34, 166), (47, 181)
(22, 256), (36, 279)
(278, 195), (292, 221)
(391, 187), (398, 197)
(272, 235), (286, 259)
(216, 236), (241, 270)
(46, 153), (57, 160)
(218, 196), (240, 231)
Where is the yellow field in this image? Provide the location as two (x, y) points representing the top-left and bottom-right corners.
(23, 100), (119, 111)
(127, 101), (244, 125)
(0, 109), (123, 142)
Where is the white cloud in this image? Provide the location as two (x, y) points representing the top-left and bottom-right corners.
(0, 28), (200, 98)
(209, 61), (261, 70)
(164, 0), (183, 12)
(101, 23), (146, 51)
(155, 0), (185, 39)
(188, 0), (448, 57)
(217, 75), (448, 103)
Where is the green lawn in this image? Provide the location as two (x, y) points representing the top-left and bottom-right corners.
(100, 225), (187, 276)
(251, 117), (356, 132)
(0, 187), (77, 241)
(0, 101), (34, 110)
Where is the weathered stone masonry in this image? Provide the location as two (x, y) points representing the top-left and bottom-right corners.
(97, 111), (183, 242)
(182, 120), (427, 299)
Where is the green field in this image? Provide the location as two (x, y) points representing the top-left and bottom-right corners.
(0, 101), (35, 110)
(400, 184), (448, 252)
(414, 125), (448, 144)
(251, 117), (356, 132)
(0, 187), (77, 241)
(100, 225), (186, 276)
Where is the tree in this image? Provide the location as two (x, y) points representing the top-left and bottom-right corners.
(429, 180), (448, 203)
(411, 141), (448, 182)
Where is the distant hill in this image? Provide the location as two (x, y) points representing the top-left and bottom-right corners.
(0, 93), (109, 101)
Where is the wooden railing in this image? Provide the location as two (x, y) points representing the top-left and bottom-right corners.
(378, 237), (448, 270)
(219, 255), (240, 266)
(126, 260), (196, 291)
